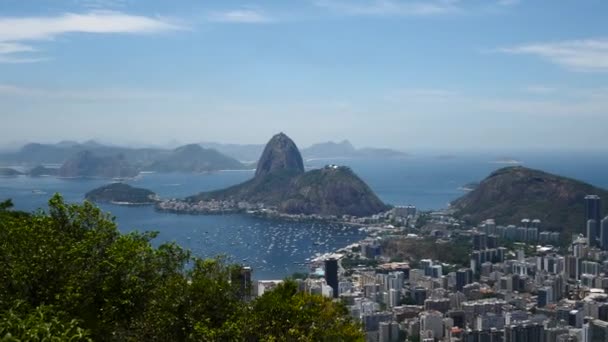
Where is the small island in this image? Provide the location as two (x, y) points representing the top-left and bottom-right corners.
(85, 183), (159, 205)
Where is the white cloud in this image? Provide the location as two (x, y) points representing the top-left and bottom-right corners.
(314, 0), (460, 16)
(0, 84), (187, 101)
(497, 0), (520, 6)
(523, 85), (556, 95)
(207, 9), (272, 23)
(498, 38), (608, 72)
(313, 0), (461, 16)
(0, 11), (182, 63)
(386, 86), (608, 117)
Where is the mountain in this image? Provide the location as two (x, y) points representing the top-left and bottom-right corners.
(28, 165), (58, 177)
(188, 133), (388, 217)
(0, 142), (165, 166)
(301, 140), (407, 159)
(301, 140), (356, 159)
(146, 144), (246, 172)
(450, 166), (608, 235)
(58, 151), (139, 178)
(200, 142), (264, 163)
(85, 183), (158, 205)
(0, 168), (22, 176)
(255, 133), (304, 178)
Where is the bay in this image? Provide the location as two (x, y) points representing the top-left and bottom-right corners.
(1, 150), (607, 279)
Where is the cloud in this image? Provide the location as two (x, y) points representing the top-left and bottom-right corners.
(0, 83), (187, 101)
(523, 85), (556, 95)
(207, 9), (272, 23)
(0, 11), (182, 63)
(313, 0), (461, 16)
(498, 38), (608, 72)
(497, 0), (520, 6)
(385, 86), (608, 117)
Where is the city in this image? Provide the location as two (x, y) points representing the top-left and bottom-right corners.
(249, 195), (608, 342)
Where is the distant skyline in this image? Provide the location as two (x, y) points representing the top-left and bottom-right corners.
(1, 0), (607, 150)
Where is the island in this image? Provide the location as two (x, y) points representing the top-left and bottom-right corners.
(85, 183), (159, 205)
(157, 133), (389, 218)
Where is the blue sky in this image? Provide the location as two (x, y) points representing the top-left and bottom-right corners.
(1, 0), (607, 150)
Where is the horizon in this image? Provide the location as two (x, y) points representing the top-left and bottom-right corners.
(2, 1), (608, 150)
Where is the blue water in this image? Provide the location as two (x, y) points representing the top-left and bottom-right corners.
(1, 151), (607, 279)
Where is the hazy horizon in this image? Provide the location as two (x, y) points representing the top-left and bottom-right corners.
(2, 1), (607, 150)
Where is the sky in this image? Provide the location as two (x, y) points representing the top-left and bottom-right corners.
(0, 0), (607, 151)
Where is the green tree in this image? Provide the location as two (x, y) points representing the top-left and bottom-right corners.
(240, 281), (364, 341)
(0, 195), (363, 341)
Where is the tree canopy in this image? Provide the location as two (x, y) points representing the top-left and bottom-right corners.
(0, 194), (363, 341)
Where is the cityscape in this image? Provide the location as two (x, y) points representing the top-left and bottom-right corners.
(2, 0), (608, 340)
(248, 195), (608, 342)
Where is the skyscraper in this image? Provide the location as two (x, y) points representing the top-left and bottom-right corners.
(588, 219), (598, 248)
(325, 258), (339, 298)
(602, 216), (608, 251)
(586, 195), (602, 246)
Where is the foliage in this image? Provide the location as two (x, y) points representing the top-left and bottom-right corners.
(382, 237), (471, 267)
(0, 195), (363, 341)
(239, 281), (364, 341)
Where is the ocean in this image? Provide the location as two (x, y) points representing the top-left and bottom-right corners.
(1, 150), (607, 279)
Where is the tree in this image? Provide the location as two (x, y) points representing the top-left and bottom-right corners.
(239, 281), (364, 341)
(0, 195), (363, 341)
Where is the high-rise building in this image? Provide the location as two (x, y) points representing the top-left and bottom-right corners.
(473, 232), (487, 251)
(325, 258), (339, 298)
(379, 321), (400, 342)
(588, 219), (599, 248)
(601, 216), (608, 251)
(456, 268), (472, 291)
(589, 319), (608, 342)
(586, 195), (602, 246)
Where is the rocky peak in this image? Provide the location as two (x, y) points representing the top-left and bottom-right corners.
(255, 133), (304, 178)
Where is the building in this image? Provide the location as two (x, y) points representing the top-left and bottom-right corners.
(586, 195), (602, 247)
(589, 319), (608, 342)
(602, 216), (608, 251)
(325, 258), (339, 298)
(588, 219), (599, 248)
(378, 321), (400, 342)
(420, 311), (444, 340)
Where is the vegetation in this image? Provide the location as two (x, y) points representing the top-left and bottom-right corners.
(85, 183), (158, 205)
(382, 237), (471, 267)
(0, 195), (363, 341)
(451, 166), (608, 236)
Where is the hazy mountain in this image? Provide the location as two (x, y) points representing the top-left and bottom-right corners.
(451, 166), (608, 235)
(145, 144), (246, 172)
(0, 167), (22, 176)
(58, 151), (139, 178)
(200, 142), (265, 163)
(28, 165), (59, 177)
(301, 140), (407, 159)
(188, 133), (388, 217)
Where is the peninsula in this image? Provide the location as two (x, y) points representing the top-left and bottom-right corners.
(157, 133), (389, 217)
